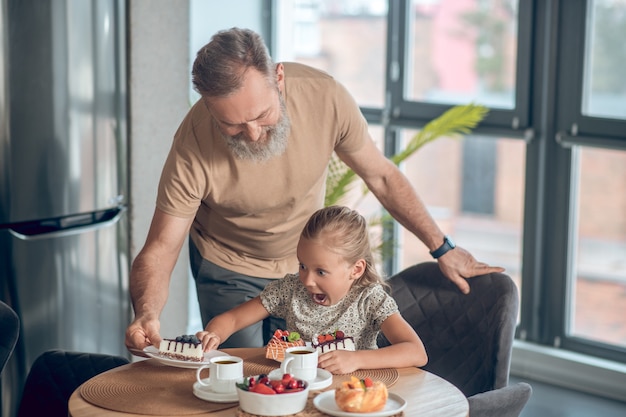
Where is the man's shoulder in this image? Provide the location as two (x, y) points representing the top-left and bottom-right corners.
(282, 62), (334, 82)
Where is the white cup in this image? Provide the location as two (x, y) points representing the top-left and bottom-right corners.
(196, 355), (243, 394)
(280, 346), (318, 382)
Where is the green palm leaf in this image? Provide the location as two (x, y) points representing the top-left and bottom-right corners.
(325, 103), (488, 207)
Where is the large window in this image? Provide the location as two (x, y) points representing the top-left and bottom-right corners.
(274, 0), (626, 368)
(569, 147), (626, 348)
(189, 0), (626, 385)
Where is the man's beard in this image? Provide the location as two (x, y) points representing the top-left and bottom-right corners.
(220, 97), (291, 163)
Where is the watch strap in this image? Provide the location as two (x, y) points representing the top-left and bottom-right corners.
(430, 235), (455, 259)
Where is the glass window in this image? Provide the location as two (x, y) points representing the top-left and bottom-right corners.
(406, 0), (519, 109)
(275, 0), (388, 107)
(582, 0), (626, 120)
(189, 0), (267, 102)
(569, 147), (626, 348)
(396, 131), (526, 294)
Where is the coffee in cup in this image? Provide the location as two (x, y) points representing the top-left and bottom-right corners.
(196, 355), (243, 394)
(280, 346), (318, 381)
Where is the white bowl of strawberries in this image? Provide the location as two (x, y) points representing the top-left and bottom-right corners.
(236, 373), (309, 416)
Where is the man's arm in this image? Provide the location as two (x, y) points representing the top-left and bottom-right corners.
(337, 139), (504, 293)
(125, 208), (195, 354)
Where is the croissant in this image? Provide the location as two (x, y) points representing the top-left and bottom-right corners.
(335, 376), (388, 413)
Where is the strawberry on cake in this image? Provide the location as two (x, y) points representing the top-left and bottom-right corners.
(312, 330), (356, 354)
(265, 329), (305, 362)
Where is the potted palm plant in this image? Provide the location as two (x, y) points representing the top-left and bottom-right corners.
(325, 103), (489, 259)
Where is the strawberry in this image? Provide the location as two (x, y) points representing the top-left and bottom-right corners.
(363, 377), (374, 388)
(281, 373), (293, 383)
(317, 335), (326, 344)
(269, 380), (284, 390)
(324, 334), (334, 342)
(273, 329), (283, 339)
(335, 330), (345, 339)
(251, 383), (276, 395)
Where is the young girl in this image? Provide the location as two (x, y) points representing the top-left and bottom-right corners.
(196, 206), (427, 374)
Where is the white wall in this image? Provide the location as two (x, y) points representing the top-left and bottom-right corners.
(128, 0), (191, 339)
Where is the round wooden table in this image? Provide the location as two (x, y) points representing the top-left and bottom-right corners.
(69, 347), (468, 417)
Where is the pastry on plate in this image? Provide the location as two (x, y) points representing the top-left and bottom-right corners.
(335, 376), (388, 413)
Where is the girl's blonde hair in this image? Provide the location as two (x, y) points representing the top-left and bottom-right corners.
(300, 206), (387, 288)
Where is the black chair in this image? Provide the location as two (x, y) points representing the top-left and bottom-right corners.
(17, 350), (130, 417)
(379, 262), (532, 417)
(0, 301), (19, 374)
(1, 301), (20, 417)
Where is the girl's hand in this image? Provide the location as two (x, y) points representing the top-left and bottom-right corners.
(195, 330), (221, 352)
(318, 350), (360, 374)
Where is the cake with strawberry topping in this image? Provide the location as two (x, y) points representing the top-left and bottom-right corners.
(312, 330), (356, 354)
(265, 329), (305, 362)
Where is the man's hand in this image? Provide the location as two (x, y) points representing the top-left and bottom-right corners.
(125, 316), (162, 357)
(437, 246), (505, 294)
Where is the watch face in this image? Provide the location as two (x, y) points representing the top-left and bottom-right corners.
(445, 236), (456, 248)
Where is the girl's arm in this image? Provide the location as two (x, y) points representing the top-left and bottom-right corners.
(196, 296), (269, 351)
(318, 313), (427, 374)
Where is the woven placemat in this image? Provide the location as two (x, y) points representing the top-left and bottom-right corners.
(242, 353), (399, 391)
(235, 392), (404, 417)
(80, 360), (237, 415)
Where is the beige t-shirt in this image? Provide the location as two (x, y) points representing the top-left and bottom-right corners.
(156, 62), (370, 278)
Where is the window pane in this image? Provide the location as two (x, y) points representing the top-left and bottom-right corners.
(582, 0), (626, 119)
(397, 132), (525, 294)
(569, 147), (626, 348)
(189, 0), (266, 102)
(406, 0), (518, 109)
(275, 0), (387, 107)
(326, 126), (386, 267)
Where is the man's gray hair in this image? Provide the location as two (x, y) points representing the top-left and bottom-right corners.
(192, 27), (275, 98)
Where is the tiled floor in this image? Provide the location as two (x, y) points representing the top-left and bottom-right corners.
(510, 376), (626, 417)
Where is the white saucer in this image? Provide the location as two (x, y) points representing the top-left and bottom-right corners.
(193, 379), (239, 403)
(268, 368), (333, 391)
(313, 391), (407, 417)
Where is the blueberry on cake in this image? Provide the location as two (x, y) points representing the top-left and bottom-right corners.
(158, 334), (204, 362)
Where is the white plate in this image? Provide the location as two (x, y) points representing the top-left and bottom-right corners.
(313, 391), (407, 417)
(268, 368), (333, 391)
(193, 379), (239, 403)
(143, 346), (226, 369)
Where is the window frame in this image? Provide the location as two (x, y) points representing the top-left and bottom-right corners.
(266, 0), (626, 366)
(385, 0), (534, 132)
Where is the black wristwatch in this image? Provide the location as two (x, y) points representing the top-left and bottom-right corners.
(430, 235), (456, 259)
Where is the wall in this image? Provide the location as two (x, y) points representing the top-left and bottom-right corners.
(128, 0), (191, 340)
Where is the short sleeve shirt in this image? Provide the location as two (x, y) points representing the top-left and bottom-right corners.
(260, 274), (399, 350)
(155, 63), (370, 278)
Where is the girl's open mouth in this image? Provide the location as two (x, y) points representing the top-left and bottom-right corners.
(312, 293), (327, 305)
